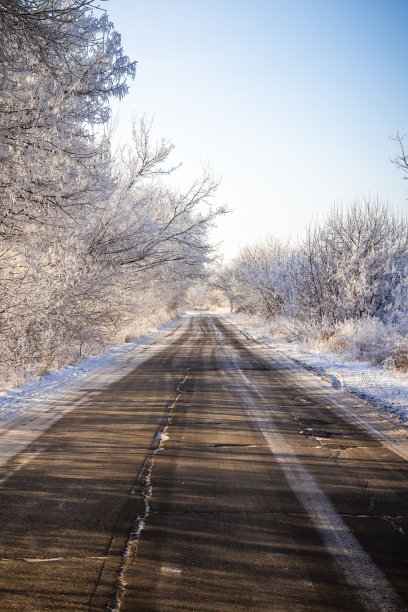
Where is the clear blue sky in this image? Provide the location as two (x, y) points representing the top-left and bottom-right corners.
(106, 0), (408, 259)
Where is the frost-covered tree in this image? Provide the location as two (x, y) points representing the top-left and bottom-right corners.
(0, 0), (98, 73)
(89, 118), (226, 276)
(0, 5), (135, 235)
(0, 114), (225, 385)
(292, 199), (408, 324)
(220, 237), (290, 319)
(219, 199), (408, 339)
(0, 3), (227, 388)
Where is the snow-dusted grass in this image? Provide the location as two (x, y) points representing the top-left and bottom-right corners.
(325, 318), (408, 371)
(227, 312), (408, 427)
(0, 314), (183, 428)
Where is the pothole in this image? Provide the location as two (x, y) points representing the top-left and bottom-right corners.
(308, 418), (332, 426)
(329, 443), (356, 451)
(295, 417), (334, 437)
(299, 427), (334, 440)
(192, 421), (223, 426)
(213, 443), (256, 448)
(296, 420), (356, 449)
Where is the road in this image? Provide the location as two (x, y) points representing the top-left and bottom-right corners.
(0, 313), (407, 611)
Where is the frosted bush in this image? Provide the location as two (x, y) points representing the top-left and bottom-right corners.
(265, 316), (336, 349)
(266, 315), (408, 371)
(322, 318), (404, 366)
(383, 336), (408, 371)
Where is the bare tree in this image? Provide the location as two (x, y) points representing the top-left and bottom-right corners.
(392, 131), (408, 184)
(220, 237), (290, 319)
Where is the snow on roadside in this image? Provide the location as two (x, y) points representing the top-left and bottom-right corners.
(225, 314), (408, 427)
(0, 314), (185, 428)
(3, 307), (406, 434)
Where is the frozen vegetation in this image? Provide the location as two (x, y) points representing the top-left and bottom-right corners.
(216, 199), (408, 426)
(0, 1), (225, 391)
(1, 2), (407, 428)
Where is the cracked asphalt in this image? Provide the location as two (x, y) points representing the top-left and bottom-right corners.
(0, 313), (407, 611)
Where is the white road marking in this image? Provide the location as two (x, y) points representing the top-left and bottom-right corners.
(227, 315), (408, 463)
(0, 448), (44, 486)
(232, 368), (403, 612)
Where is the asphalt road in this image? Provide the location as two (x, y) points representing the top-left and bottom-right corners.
(0, 313), (407, 611)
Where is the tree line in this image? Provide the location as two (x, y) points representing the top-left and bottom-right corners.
(0, 0), (226, 386)
(218, 198), (408, 369)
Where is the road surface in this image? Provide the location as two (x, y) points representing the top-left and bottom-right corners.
(0, 313), (407, 611)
